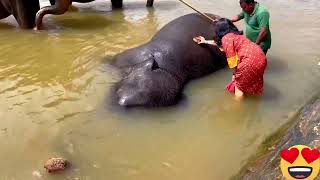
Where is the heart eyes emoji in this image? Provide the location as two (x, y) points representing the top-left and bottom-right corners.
(280, 148), (299, 164)
(280, 147), (319, 164)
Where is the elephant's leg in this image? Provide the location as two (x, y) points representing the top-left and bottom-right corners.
(12, 0), (40, 28)
(35, 0), (71, 29)
(111, 0), (123, 8)
(72, 0), (95, 3)
(49, 0), (56, 5)
(0, 3), (10, 19)
(146, 0), (154, 7)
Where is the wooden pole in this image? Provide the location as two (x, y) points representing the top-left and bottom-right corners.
(177, 0), (217, 22)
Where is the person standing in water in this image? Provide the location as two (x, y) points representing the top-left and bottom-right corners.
(231, 0), (271, 54)
(193, 18), (267, 100)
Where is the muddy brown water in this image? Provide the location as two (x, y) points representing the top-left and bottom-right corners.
(0, 0), (319, 179)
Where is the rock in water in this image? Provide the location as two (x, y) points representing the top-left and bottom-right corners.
(44, 157), (68, 173)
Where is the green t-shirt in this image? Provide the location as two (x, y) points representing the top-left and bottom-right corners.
(239, 3), (271, 51)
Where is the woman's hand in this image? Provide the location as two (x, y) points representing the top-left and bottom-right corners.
(193, 36), (206, 44)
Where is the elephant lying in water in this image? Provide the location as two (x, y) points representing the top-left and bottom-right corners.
(110, 13), (230, 107)
(35, 0), (155, 29)
(0, 0), (40, 28)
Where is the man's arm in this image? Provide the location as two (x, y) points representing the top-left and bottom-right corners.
(256, 27), (268, 45)
(256, 11), (270, 45)
(231, 15), (241, 22)
(255, 27), (268, 45)
(231, 12), (245, 22)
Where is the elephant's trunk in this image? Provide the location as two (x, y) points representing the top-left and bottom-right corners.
(35, 2), (70, 29)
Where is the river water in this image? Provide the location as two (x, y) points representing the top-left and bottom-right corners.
(0, 0), (319, 179)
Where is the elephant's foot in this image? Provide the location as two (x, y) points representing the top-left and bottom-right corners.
(111, 0), (123, 8)
(33, 25), (44, 31)
(146, 0), (154, 7)
(68, 5), (79, 12)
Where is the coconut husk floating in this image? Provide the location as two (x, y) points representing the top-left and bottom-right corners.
(44, 157), (69, 173)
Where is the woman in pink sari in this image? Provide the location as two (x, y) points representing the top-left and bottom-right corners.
(193, 18), (267, 99)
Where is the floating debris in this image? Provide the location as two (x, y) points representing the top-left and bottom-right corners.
(161, 162), (173, 168)
(93, 164), (100, 168)
(32, 170), (42, 179)
(247, 167), (255, 173)
(44, 157), (69, 173)
(268, 145), (276, 151)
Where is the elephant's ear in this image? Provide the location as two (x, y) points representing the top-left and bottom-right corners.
(142, 57), (159, 71)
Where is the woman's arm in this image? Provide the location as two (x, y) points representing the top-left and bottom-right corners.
(193, 36), (224, 51)
(203, 40), (217, 45)
(193, 36), (217, 45)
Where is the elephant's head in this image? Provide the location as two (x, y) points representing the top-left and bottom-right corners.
(114, 58), (182, 107)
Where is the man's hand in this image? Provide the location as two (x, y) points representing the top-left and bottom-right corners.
(255, 27), (268, 45)
(193, 36), (206, 44)
(231, 16), (240, 22)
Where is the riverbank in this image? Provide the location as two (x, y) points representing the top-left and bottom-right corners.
(233, 95), (320, 180)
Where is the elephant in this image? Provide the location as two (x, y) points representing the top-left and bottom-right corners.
(109, 13), (231, 107)
(35, 0), (155, 29)
(0, 0), (40, 29)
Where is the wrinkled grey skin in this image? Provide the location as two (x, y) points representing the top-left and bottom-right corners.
(35, 0), (154, 29)
(0, 0), (40, 28)
(110, 13), (228, 107)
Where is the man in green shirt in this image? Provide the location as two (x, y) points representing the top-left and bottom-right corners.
(231, 0), (271, 54)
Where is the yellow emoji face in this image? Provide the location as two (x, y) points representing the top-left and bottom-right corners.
(280, 145), (320, 180)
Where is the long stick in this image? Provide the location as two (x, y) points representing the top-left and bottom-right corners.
(177, 0), (217, 22)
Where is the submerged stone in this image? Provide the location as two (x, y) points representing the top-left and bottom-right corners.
(44, 157), (69, 173)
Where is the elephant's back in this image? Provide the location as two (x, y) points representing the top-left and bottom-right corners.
(150, 13), (226, 80)
(152, 13), (218, 42)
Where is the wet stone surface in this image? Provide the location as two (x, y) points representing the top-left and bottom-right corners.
(236, 98), (320, 180)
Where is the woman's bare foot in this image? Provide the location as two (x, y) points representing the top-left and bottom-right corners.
(234, 86), (244, 101)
